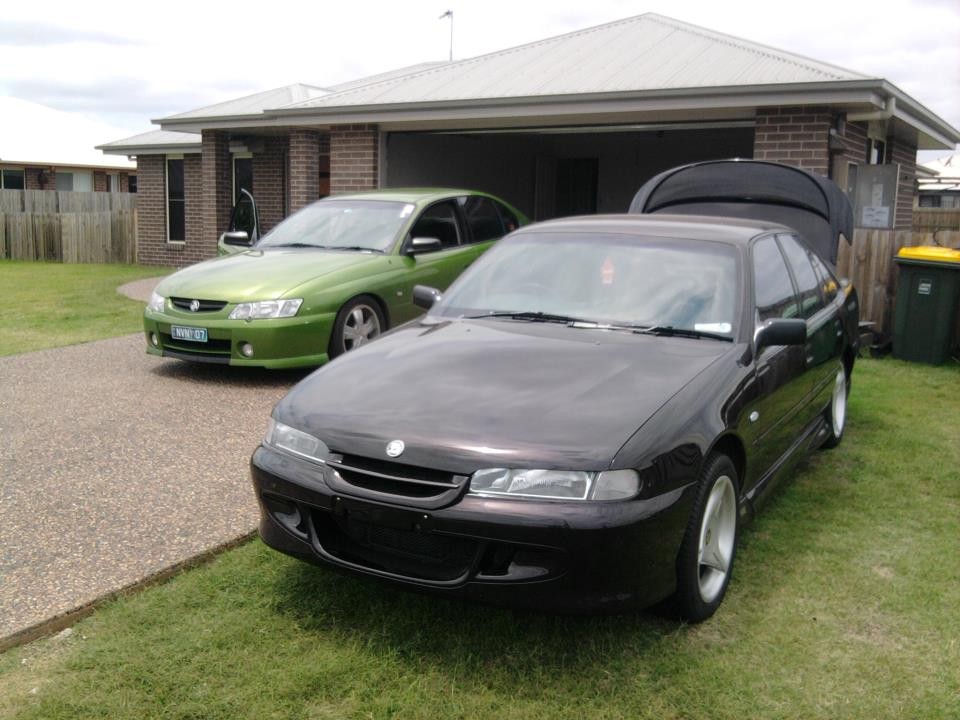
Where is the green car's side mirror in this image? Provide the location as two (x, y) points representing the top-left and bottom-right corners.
(407, 237), (442, 256)
(221, 230), (252, 247)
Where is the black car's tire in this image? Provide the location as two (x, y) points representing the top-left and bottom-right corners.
(675, 453), (739, 623)
(329, 296), (385, 359)
(820, 368), (848, 450)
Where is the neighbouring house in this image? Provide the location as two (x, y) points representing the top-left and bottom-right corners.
(916, 155), (960, 209)
(2, 97), (136, 193)
(98, 13), (960, 267)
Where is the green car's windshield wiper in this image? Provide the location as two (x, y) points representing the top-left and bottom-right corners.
(464, 310), (592, 324)
(268, 242), (320, 249)
(632, 325), (734, 342)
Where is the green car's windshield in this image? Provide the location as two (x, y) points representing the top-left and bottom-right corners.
(257, 200), (415, 252)
(435, 232), (740, 338)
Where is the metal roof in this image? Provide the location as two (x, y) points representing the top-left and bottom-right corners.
(162, 84), (329, 122)
(280, 13), (870, 111)
(97, 129), (201, 155)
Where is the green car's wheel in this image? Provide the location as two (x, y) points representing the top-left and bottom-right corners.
(675, 453), (739, 623)
(329, 296), (385, 359)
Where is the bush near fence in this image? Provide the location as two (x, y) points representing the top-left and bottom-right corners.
(0, 189), (137, 264)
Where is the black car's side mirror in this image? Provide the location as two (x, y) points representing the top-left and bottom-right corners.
(413, 285), (442, 310)
(406, 237), (442, 256)
(221, 230), (252, 247)
(755, 318), (807, 351)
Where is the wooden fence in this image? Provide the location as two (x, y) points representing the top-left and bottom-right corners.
(913, 208), (960, 233)
(837, 228), (960, 334)
(0, 190), (137, 264)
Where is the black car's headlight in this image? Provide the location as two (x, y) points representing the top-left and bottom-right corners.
(264, 419), (329, 463)
(469, 468), (639, 501)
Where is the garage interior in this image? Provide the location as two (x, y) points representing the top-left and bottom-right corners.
(385, 123), (755, 220)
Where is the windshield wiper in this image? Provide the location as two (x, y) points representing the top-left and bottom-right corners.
(333, 246), (383, 253)
(269, 242), (320, 249)
(463, 310), (591, 324)
(632, 325), (733, 342)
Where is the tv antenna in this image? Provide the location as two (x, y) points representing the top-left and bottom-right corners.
(439, 10), (453, 61)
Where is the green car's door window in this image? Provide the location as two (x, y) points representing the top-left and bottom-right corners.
(409, 201), (461, 249)
(459, 196), (504, 244)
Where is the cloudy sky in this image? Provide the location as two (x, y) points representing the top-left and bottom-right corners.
(2, 0), (958, 160)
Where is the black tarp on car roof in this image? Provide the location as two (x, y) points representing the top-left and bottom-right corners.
(628, 160), (853, 264)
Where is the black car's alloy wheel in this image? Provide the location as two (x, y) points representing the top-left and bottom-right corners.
(330, 296), (384, 358)
(820, 368), (848, 449)
(675, 453), (739, 623)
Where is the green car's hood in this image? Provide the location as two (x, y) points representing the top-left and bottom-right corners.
(155, 248), (383, 301)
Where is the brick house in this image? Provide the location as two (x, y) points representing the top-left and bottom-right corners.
(99, 13), (960, 267)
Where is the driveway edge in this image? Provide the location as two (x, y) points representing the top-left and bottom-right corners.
(0, 530), (257, 654)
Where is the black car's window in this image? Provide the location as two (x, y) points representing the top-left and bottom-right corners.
(410, 201), (461, 250)
(809, 251), (841, 304)
(459, 196), (504, 244)
(779, 234), (825, 318)
(437, 232), (739, 336)
(753, 236), (798, 322)
(495, 201), (521, 233)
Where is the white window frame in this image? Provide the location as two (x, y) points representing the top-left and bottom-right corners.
(166, 154), (186, 244)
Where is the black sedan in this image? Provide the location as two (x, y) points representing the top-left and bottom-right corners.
(251, 214), (859, 621)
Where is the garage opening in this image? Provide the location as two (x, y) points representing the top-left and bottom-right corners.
(385, 124), (755, 220)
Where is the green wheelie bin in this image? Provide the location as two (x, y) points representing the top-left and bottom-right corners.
(893, 246), (960, 364)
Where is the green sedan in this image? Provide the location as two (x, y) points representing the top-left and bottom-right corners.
(144, 189), (526, 368)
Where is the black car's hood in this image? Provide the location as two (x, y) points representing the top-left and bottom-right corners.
(276, 319), (733, 472)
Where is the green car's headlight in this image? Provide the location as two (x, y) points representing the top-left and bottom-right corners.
(264, 418), (329, 463)
(147, 291), (165, 313)
(469, 468), (639, 501)
(230, 299), (303, 320)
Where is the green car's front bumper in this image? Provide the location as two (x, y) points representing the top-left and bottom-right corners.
(144, 308), (337, 369)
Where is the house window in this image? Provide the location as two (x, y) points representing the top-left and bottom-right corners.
(867, 139), (886, 165)
(233, 155), (253, 202)
(56, 171), (92, 191)
(1, 168), (25, 189)
(918, 195), (942, 208)
(128, 175), (138, 193)
(56, 172), (74, 191)
(166, 158), (186, 242)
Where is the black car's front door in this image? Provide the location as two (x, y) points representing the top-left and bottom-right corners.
(741, 235), (809, 496)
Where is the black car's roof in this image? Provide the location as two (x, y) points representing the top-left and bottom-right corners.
(518, 214), (789, 245)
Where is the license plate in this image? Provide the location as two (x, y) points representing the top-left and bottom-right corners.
(170, 325), (208, 343)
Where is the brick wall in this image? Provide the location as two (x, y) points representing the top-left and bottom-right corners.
(841, 121), (869, 166)
(24, 167), (53, 190)
(889, 135), (917, 230)
(201, 130), (232, 257)
(253, 136), (289, 232)
(289, 129), (321, 212)
(330, 124), (379, 194)
(136, 154), (207, 267)
(753, 106), (832, 175)
(93, 171), (107, 192)
(119, 173), (130, 193)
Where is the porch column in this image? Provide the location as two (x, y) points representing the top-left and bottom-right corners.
(330, 124), (380, 194)
(201, 130), (232, 251)
(289, 129), (321, 212)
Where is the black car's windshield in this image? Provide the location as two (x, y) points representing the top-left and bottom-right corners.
(435, 232), (740, 338)
(257, 200), (414, 252)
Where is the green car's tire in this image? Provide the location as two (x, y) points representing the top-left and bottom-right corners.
(329, 296), (385, 359)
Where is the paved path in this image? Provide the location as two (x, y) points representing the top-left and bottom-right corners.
(117, 276), (166, 303)
(0, 334), (309, 645)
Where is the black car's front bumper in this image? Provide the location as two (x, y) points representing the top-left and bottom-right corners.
(251, 445), (696, 612)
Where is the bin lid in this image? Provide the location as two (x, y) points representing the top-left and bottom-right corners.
(895, 246), (960, 266)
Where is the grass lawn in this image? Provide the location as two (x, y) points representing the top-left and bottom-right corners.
(0, 260), (171, 356)
(1, 358), (958, 719)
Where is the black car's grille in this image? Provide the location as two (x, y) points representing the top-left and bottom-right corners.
(312, 510), (478, 582)
(170, 297), (228, 312)
(327, 453), (467, 500)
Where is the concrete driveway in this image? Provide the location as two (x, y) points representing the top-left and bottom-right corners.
(0, 333), (310, 646)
